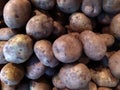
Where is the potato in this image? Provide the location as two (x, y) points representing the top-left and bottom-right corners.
(99, 34), (115, 47)
(25, 55), (46, 80)
(34, 40), (59, 67)
(98, 87), (112, 90)
(81, 0), (102, 17)
(91, 68), (119, 87)
(52, 34), (82, 63)
(0, 0), (8, 16)
(59, 63), (91, 89)
(0, 41), (8, 64)
(26, 14), (54, 40)
(103, 0), (120, 14)
(106, 51), (116, 58)
(31, 0), (55, 10)
(0, 28), (16, 40)
(80, 30), (107, 61)
(69, 13), (92, 33)
(3, 34), (33, 64)
(0, 63), (24, 86)
(108, 50), (120, 79)
(110, 14), (120, 39)
(52, 74), (66, 89)
(3, 0), (31, 29)
(57, 0), (81, 14)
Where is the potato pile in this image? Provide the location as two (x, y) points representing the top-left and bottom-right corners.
(1, 0), (120, 90)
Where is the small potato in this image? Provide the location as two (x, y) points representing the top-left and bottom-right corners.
(81, 0), (102, 17)
(99, 34), (115, 47)
(34, 40), (59, 67)
(0, 28), (16, 40)
(69, 13), (92, 33)
(108, 50), (120, 79)
(103, 0), (120, 14)
(59, 63), (91, 89)
(0, 0), (8, 16)
(3, 0), (31, 29)
(0, 63), (24, 86)
(110, 14), (120, 39)
(26, 14), (54, 40)
(3, 34), (33, 64)
(31, 0), (55, 10)
(98, 87), (112, 90)
(80, 30), (107, 61)
(57, 0), (82, 13)
(91, 68), (119, 87)
(52, 34), (82, 63)
(25, 55), (46, 80)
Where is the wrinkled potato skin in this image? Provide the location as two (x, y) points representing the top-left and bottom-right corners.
(53, 34), (82, 63)
(0, 63), (24, 86)
(82, 0), (102, 17)
(103, 0), (120, 14)
(59, 64), (91, 89)
(3, 0), (31, 29)
(80, 31), (107, 61)
(3, 34), (33, 64)
(98, 87), (112, 90)
(69, 13), (92, 33)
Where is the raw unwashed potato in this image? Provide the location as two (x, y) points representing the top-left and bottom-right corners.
(103, 0), (120, 14)
(3, 0), (31, 29)
(69, 13), (92, 33)
(0, 0), (8, 16)
(98, 87), (112, 90)
(110, 14), (120, 39)
(3, 34), (33, 64)
(25, 55), (46, 80)
(52, 34), (82, 63)
(108, 50), (120, 79)
(59, 63), (91, 89)
(91, 68), (119, 87)
(80, 30), (107, 61)
(81, 0), (102, 17)
(99, 34), (115, 47)
(26, 14), (54, 40)
(34, 40), (59, 67)
(0, 41), (7, 64)
(0, 28), (16, 40)
(106, 51), (116, 58)
(31, 0), (56, 10)
(57, 0), (82, 13)
(0, 63), (24, 86)
(68, 32), (81, 41)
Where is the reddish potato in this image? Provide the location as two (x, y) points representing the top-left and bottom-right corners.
(98, 87), (112, 90)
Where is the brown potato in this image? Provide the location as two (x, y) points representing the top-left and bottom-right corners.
(98, 87), (112, 90)
(34, 40), (59, 67)
(108, 50), (120, 79)
(26, 14), (54, 40)
(57, 0), (82, 13)
(82, 0), (102, 17)
(80, 30), (107, 61)
(25, 55), (46, 80)
(0, 28), (16, 40)
(3, 34), (33, 64)
(91, 68), (119, 87)
(69, 13), (92, 33)
(59, 63), (91, 89)
(106, 51), (116, 58)
(0, 63), (24, 86)
(52, 34), (82, 63)
(3, 0), (31, 29)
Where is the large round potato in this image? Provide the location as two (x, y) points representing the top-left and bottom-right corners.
(0, 63), (24, 86)
(53, 34), (82, 63)
(3, 0), (31, 29)
(3, 34), (33, 64)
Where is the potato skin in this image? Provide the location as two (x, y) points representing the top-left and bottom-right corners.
(0, 63), (24, 86)
(3, 0), (31, 29)
(25, 55), (46, 80)
(53, 34), (82, 63)
(26, 14), (54, 40)
(59, 64), (91, 89)
(69, 13), (92, 33)
(57, 0), (81, 13)
(3, 34), (33, 64)
(80, 30), (107, 61)
(98, 87), (112, 90)
(34, 40), (59, 67)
